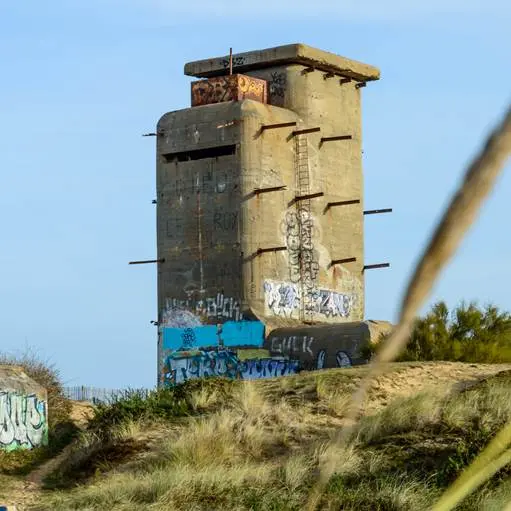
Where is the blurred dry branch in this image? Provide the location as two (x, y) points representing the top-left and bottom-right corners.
(306, 103), (511, 511)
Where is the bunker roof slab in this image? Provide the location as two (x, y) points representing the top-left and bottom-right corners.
(184, 43), (380, 82)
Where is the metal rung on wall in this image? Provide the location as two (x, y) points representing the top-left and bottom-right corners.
(320, 135), (352, 143)
(364, 208), (393, 215)
(261, 121), (297, 132)
(363, 263), (390, 271)
(292, 127), (321, 136)
(129, 258), (165, 265)
(292, 191), (324, 203)
(330, 257), (357, 266)
(253, 185), (287, 195)
(256, 246), (287, 255)
(324, 199), (360, 211)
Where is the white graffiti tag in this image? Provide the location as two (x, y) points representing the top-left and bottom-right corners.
(271, 335), (314, 355)
(264, 280), (357, 320)
(162, 293), (242, 327)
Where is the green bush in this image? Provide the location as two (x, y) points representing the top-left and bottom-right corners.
(88, 377), (237, 435)
(371, 301), (511, 363)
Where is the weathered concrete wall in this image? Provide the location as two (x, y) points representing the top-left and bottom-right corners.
(0, 366), (48, 451)
(155, 44), (380, 385)
(264, 321), (381, 370)
(238, 99), (363, 323)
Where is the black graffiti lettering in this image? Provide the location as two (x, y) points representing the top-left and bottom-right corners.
(214, 211), (238, 231)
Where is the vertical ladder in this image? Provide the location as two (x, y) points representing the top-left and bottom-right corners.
(294, 134), (314, 322)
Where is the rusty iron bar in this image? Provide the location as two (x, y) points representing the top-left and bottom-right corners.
(229, 47), (233, 75)
(355, 82), (367, 89)
(339, 78), (352, 85)
(292, 191), (324, 203)
(261, 121), (297, 132)
(363, 263), (390, 271)
(331, 257), (357, 265)
(256, 246), (287, 255)
(302, 67), (315, 74)
(321, 135), (352, 143)
(254, 185), (287, 195)
(364, 208), (393, 215)
(292, 127), (321, 136)
(323, 72), (335, 79)
(324, 199), (360, 211)
(129, 258), (165, 265)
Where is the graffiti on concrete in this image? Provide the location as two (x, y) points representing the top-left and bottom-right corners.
(162, 350), (300, 386)
(221, 55), (247, 68)
(336, 351), (352, 368)
(269, 71), (286, 99)
(263, 280), (357, 320)
(270, 335), (314, 356)
(317, 350), (326, 370)
(0, 393), (47, 450)
(284, 210), (319, 287)
(162, 320), (264, 352)
(239, 358), (300, 380)
(161, 293), (243, 327)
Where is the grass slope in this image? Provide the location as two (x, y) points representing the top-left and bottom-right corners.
(8, 362), (511, 511)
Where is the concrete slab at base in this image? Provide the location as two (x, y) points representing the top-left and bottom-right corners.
(264, 320), (393, 370)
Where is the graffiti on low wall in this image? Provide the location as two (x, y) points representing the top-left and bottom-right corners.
(0, 392), (47, 451)
(162, 349), (300, 386)
(270, 335), (314, 355)
(263, 281), (357, 320)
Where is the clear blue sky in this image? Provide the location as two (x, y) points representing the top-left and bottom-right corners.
(1, 1), (510, 388)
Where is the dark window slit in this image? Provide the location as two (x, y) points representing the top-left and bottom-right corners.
(164, 144), (236, 162)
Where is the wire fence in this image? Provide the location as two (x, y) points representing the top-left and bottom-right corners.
(63, 386), (153, 404)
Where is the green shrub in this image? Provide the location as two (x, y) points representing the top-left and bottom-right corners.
(88, 378), (237, 435)
(372, 301), (511, 364)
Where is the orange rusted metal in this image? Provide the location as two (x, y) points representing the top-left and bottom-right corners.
(191, 74), (267, 107)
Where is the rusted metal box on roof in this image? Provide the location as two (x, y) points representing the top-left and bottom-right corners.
(191, 74), (267, 107)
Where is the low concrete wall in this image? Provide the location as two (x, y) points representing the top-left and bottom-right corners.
(0, 366), (48, 451)
(264, 320), (393, 370)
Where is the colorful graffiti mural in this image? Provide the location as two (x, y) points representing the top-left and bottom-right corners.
(162, 350), (300, 386)
(0, 392), (47, 451)
(162, 320), (264, 352)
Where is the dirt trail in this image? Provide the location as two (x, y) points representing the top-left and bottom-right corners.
(0, 400), (94, 511)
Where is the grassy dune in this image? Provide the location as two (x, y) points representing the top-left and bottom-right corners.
(22, 363), (511, 511)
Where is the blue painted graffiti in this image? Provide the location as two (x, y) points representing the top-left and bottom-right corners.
(162, 320), (264, 352)
(239, 358), (300, 379)
(162, 350), (300, 386)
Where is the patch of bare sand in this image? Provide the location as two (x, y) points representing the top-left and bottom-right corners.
(363, 362), (511, 414)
